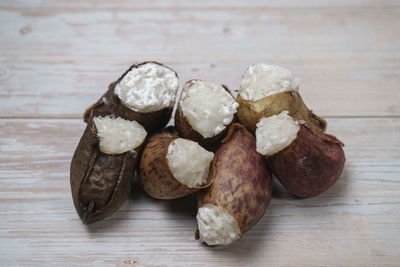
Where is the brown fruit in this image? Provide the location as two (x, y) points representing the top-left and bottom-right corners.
(84, 61), (178, 133)
(196, 123), (272, 245)
(138, 127), (214, 199)
(175, 80), (238, 151)
(70, 116), (144, 224)
(265, 122), (345, 198)
(236, 90), (326, 133)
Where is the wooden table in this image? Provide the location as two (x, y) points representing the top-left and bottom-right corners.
(1, 1), (399, 266)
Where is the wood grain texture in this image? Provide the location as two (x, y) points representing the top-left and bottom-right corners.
(1, 0), (400, 266)
(0, 1), (400, 117)
(0, 118), (399, 266)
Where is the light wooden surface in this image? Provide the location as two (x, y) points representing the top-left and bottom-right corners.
(0, 1), (399, 266)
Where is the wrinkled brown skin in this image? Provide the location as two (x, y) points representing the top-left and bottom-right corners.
(70, 118), (140, 224)
(197, 123), (273, 240)
(236, 91), (327, 133)
(267, 123), (345, 198)
(138, 127), (214, 200)
(83, 61), (177, 133)
(175, 80), (236, 152)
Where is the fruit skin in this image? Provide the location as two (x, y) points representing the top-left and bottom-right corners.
(138, 127), (214, 200)
(267, 123), (345, 198)
(83, 61), (177, 133)
(70, 117), (140, 224)
(196, 123), (273, 240)
(175, 80), (236, 151)
(236, 91), (326, 133)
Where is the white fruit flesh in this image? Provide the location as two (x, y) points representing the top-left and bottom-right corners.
(166, 138), (214, 187)
(114, 62), (179, 113)
(239, 63), (300, 101)
(255, 111), (300, 156)
(197, 204), (241, 246)
(93, 116), (147, 155)
(180, 80), (239, 138)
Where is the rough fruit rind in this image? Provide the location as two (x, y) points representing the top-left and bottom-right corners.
(197, 123), (273, 244)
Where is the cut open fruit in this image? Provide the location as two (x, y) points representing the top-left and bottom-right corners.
(84, 61), (179, 133)
(93, 116), (147, 155)
(255, 111), (345, 198)
(70, 116), (144, 224)
(197, 204), (241, 245)
(179, 80), (239, 139)
(239, 63), (300, 101)
(197, 124), (272, 246)
(166, 138), (214, 188)
(236, 63), (326, 133)
(114, 62), (179, 113)
(255, 111), (299, 156)
(139, 129), (215, 200)
(175, 80), (239, 151)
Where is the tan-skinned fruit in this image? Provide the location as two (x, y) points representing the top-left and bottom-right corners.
(236, 90), (326, 133)
(138, 127), (214, 199)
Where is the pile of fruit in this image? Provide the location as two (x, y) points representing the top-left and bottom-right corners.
(70, 62), (345, 246)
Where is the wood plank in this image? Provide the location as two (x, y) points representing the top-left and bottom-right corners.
(1, 5), (400, 117)
(0, 118), (399, 266)
(1, 0), (400, 9)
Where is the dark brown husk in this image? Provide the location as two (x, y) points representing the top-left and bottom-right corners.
(83, 61), (177, 133)
(70, 118), (141, 224)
